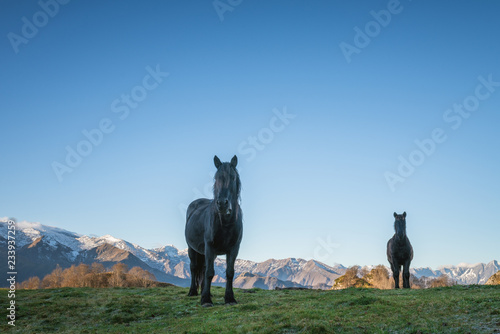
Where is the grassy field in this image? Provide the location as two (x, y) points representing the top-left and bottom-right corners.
(2, 285), (499, 333)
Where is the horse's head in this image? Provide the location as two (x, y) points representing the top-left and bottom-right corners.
(213, 155), (241, 217)
(393, 212), (407, 239)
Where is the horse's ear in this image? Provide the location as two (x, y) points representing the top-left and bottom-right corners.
(403, 212), (406, 218)
(214, 155), (222, 169)
(393, 212), (397, 218)
(230, 155), (238, 168)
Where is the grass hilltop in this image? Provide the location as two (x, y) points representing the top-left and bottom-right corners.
(2, 285), (499, 333)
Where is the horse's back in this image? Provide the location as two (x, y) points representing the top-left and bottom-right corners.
(386, 238), (394, 263)
(185, 198), (212, 254)
(186, 198), (212, 223)
(407, 239), (414, 261)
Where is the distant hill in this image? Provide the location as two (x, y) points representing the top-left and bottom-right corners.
(233, 272), (304, 290)
(486, 271), (500, 285)
(1, 220), (498, 289)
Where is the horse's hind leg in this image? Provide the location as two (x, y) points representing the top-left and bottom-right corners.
(188, 247), (204, 296)
(403, 260), (411, 289)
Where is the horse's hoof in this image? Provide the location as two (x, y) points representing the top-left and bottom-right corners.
(187, 292), (198, 297)
(225, 297), (238, 305)
(202, 303), (214, 308)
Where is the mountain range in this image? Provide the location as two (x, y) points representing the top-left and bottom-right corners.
(1, 220), (498, 289)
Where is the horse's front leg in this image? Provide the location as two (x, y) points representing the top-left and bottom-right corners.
(392, 263), (400, 289)
(403, 260), (411, 289)
(225, 249), (239, 305)
(201, 246), (215, 307)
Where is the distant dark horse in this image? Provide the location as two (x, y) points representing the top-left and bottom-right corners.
(387, 212), (414, 289)
(185, 155), (243, 307)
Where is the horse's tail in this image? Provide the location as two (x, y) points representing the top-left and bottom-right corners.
(193, 261), (205, 292)
(187, 248), (206, 296)
(198, 263), (206, 291)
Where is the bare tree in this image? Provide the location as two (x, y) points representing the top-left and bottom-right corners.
(109, 263), (129, 287)
(343, 266), (360, 285)
(61, 265), (79, 287)
(332, 266), (368, 289)
(84, 263), (108, 287)
(128, 267), (156, 287)
(41, 265), (63, 288)
(61, 264), (89, 287)
(76, 264), (90, 282)
(18, 276), (41, 289)
(112, 263), (129, 275)
(410, 275), (428, 289)
(91, 263), (105, 274)
(26, 276), (41, 289)
(364, 265), (392, 289)
(359, 266), (369, 278)
(430, 275), (456, 288)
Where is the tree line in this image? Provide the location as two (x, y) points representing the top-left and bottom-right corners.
(17, 263), (164, 289)
(331, 265), (456, 290)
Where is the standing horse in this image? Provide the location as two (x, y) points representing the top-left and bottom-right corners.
(185, 155), (243, 307)
(387, 212), (413, 289)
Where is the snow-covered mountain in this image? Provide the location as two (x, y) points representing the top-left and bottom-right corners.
(233, 272), (305, 290)
(213, 257), (346, 289)
(1, 219), (498, 288)
(411, 261), (500, 285)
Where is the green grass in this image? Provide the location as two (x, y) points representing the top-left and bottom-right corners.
(2, 285), (499, 333)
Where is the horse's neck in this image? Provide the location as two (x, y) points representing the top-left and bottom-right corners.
(393, 234), (407, 244)
(212, 205), (239, 228)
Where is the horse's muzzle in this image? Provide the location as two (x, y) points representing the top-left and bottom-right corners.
(217, 199), (232, 216)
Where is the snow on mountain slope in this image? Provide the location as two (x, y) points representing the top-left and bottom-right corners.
(411, 261), (500, 284)
(9, 220), (81, 248)
(2, 220), (83, 260)
(76, 234), (173, 272)
(213, 257), (345, 288)
(233, 272), (304, 290)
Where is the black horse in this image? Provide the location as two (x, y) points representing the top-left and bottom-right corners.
(185, 155), (243, 307)
(387, 212), (413, 289)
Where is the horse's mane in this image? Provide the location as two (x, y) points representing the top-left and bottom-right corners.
(213, 163), (241, 202)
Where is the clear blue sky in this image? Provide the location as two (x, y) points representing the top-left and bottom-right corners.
(1, 0), (499, 269)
